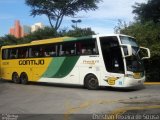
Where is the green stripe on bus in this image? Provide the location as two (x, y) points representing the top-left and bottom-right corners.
(42, 56), (79, 78)
(52, 56), (80, 78)
(42, 57), (65, 78)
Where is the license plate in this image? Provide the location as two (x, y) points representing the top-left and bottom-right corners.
(133, 73), (141, 79)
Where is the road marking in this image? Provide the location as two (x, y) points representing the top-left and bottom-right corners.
(64, 99), (119, 120)
(145, 82), (160, 85)
(64, 100), (93, 120)
(64, 99), (145, 120)
(64, 96), (160, 120)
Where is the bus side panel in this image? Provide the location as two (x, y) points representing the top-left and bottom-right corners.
(78, 56), (101, 85)
(1, 60), (32, 81)
(18, 58), (52, 82)
(39, 56), (80, 84)
(1, 58), (52, 82)
(1, 67), (12, 80)
(0, 50), (1, 79)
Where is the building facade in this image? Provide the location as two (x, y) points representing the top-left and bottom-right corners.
(9, 21), (45, 38)
(9, 20), (23, 38)
(22, 25), (31, 37)
(31, 22), (44, 33)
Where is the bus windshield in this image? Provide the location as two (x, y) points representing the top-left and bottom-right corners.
(120, 36), (144, 73)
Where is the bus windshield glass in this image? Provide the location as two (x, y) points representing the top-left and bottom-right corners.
(120, 36), (144, 73)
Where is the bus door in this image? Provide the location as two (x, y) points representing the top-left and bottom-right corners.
(100, 36), (125, 85)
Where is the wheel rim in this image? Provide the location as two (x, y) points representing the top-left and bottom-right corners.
(21, 74), (28, 84)
(88, 78), (98, 88)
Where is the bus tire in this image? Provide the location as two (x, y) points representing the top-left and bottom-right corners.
(12, 72), (20, 84)
(84, 74), (99, 90)
(20, 73), (28, 85)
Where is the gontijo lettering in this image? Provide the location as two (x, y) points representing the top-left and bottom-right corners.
(19, 59), (44, 65)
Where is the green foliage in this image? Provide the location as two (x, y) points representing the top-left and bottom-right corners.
(23, 27), (57, 42)
(115, 20), (160, 81)
(117, 21), (160, 57)
(25, 0), (101, 31)
(0, 35), (18, 46)
(64, 26), (96, 37)
(133, 0), (160, 23)
(115, 0), (160, 81)
(0, 26), (96, 45)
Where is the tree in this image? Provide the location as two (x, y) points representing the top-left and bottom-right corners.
(115, 21), (160, 55)
(25, 0), (101, 31)
(114, 19), (128, 34)
(133, 0), (160, 23)
(0, 35), (18, 46)
(0, 26), (96, 46)
(115, 20), (160, 82)
(23, 27), (57, 41)
(114, 0), (160, 82)
(64, 26), (96, 37)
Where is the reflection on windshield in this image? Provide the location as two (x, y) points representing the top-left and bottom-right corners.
(120, 36), (144, 72)
(120, 36), (139, 47)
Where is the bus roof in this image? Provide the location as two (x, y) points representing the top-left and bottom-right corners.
(1, 37), (69, 49)
(1, 36), (95, 49)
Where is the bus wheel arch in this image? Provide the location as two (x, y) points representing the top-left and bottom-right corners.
(12, 72), (20, 84)
(20, 72), (28, 85)
(84, 73), (99, 90)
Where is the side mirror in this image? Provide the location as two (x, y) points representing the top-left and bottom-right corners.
(121, 44), (132, 57)
(140, 47), (151, 60)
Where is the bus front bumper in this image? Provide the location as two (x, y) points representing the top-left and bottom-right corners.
(103, 76), (145, 88)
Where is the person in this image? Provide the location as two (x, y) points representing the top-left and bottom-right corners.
(50, 51), (56, 56)
(71, 50), (75, 55)
(87, 49), (92, 54)
(39, 48), (44, 57)
(81, 48), (87, 55)
(44, 51), (50, 57)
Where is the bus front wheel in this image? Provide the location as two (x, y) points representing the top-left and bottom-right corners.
(20, 73), (28, 85)
(12, 72), (20, 84)
(84, 74), (99, 90)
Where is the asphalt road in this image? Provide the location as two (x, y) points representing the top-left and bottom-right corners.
(0, 80), (160, 120)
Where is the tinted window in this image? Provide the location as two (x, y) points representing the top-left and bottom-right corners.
(2, 38), (99, 60)
(76, 39), (99, 55)
(18, 47), (28, 58)
(2, 49), (9, 59)
(100, 37), (124, 73)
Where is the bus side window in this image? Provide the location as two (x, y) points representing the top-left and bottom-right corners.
(77, 38), (98, 55)
(50, 51), (56, 56)
(59, 44), (65, 56)
(44, 51), (50, 57)
(60, 42), (76, 56)
(9, 49), (18, 59)
(44, 44), (57, 57)
(30, 47), (39, 58)
(81, 48), (87, 55)
(28, 48), (33, 58)
(71, 50), (75, 55)
(25, 50), (29, 58)
(76, 43), (81, 55)
(34, 51), (39, 57)
(2, 49), (9, 59)
(49, 46), (57, 56)
(39, 47), (45, 57)
(18, 47), (28, 59)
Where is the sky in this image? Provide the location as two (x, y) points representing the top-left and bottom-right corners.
(0, 0), (147, 37)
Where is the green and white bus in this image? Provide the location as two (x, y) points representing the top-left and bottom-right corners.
(0, 34), (150, 89)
